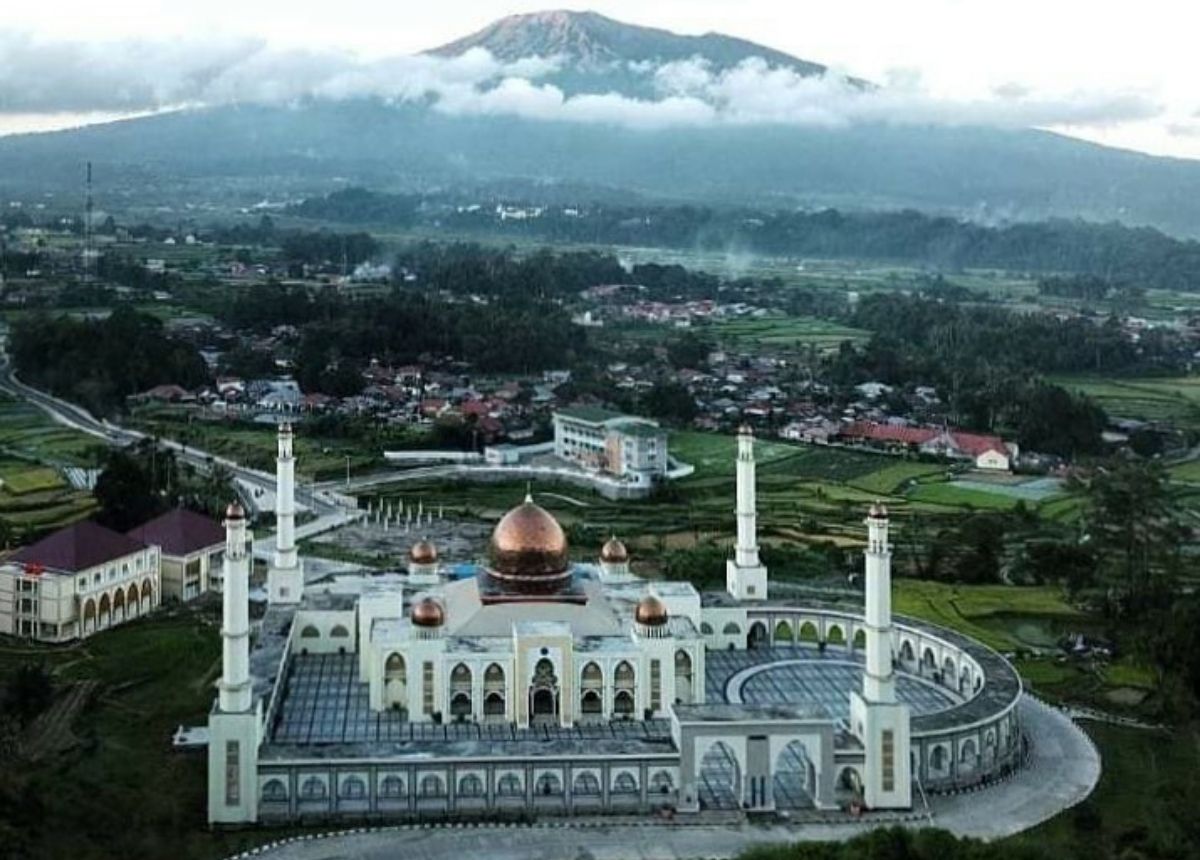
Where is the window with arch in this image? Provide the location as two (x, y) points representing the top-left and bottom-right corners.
(573, 771), (601, 795)
(340, 775), (366, 799)
(385, 653), (406, 679)
(300, 777), (327, 800)
(497, 772), (522, 796)
(484, 663), (505, 687)
(330, 624), (350, 639)
(458, 774), (484, 797)
(722, 622), (741, 635)
(300, 625), (320, 639)
(650, 770), (674, 794)
(581, 661), (603, 687)
(379, 775), (405, 798)
(700, 622), (714, 635)
(614, 660), (634, 688)
(535, 772), (562, 796)
(419, 774), (446, 797)
(261, 779), (288, 802)
(613, 772), (638, 794)
(451, 663), (471, 688)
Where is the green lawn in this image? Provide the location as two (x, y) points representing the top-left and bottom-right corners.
(906, 482), (1024, 511)
(0, 611), (268, 859)
(848, 461), (947, 495)
(0, 465), (66, 495)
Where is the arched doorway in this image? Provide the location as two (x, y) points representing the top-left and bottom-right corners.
(450, 663), (472, 720)
(674, 650), (693, 704)
(82, 598), (96, 635)
(698, 741), (741, 810)
(112, 588), (125, 623)
(613, 660), (635, 717)
(747, 621), (769, 650)
(774, 620), (793, 644)
(140, 579), (153, 614)
(126, 584), (139, 618)
(529, 658), (558, 724)
(98, 593), (111, 629)
(384, 653), (407, 711)
(773, 740), (816, 809)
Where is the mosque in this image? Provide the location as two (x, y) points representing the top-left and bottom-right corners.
(207, 425), (1024, 825)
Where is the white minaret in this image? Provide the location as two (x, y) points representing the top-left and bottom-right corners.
(207, 503), (261, 824)
(267, 422), (303, 604)
(726, 423), (768, 600)
(849, 503), (912, 809)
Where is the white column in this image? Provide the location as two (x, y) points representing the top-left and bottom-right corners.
(274, 423), (297, 570)
(219, 504), (252, 713)
(734, 426), (761, 568)
(862, 504), (895, 704)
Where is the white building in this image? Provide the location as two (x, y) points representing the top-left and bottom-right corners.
(127, 508), (225, 602)
(552, 407), (669, 487)
(0, 520), (160, 641)
(205, 427), (1025, 825)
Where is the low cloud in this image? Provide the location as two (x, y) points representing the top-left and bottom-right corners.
(0, 31), (1162, 133)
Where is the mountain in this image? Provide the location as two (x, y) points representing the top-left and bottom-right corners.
(427, 10), (862, 100)
(1, 10), (1199, 235)
(430, 9), (830, 76)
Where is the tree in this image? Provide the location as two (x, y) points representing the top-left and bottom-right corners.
(1083, 462), (1183, 611)
(93, 442), (174, 531)
(641, 381), (697, 424)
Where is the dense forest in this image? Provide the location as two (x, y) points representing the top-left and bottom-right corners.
(9, 307), (210, 414)
(293, 188), (1200, 291)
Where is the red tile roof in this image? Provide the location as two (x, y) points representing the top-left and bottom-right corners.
(12, 521), (146, 573)
(126, 508), (225, 557)
(949, 431), (1008, 457)
(841, 421), (937, 446)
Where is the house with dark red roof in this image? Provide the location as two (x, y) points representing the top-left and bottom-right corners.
(838, 421), (1017, 471)
(128, 508), (227, 602)
(0, 520), (161, 642)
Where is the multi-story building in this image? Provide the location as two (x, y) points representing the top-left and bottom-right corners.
(127, 508), (225, 602)
(552, 407), (669, 488)
(0, 520), (160, 642)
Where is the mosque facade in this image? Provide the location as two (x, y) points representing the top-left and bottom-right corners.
(207, 425), (1024, 825)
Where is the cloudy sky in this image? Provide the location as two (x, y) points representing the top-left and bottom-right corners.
(1, 0), (1197, 159)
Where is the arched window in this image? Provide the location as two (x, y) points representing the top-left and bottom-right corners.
(650, 770), (674, 794)
(261, 779), (288, 802)
(614, 661), (634, 688)
(573, 772), (601, 795)
(613, 772), (638, 794)
(301, 625), (320, 639)
(385, 653), (406, 678)
(300, 777), (327, 800)
(700, 622), (714, 635)
(497, 772), (522, 796)
(419, 774), (445, 797)
(581, 661), (603, 687)
(330, 624), (350, 638)
(458, 774), (484, 797)
(379, 775), (405, 798)
(484, 663), (505, 687)
(613, 690), (634, 716)
(535, 772), (562, 796)
(340, 775), (366, 799)
(722, 622), (741, 635)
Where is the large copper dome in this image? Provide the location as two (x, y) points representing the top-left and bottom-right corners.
(487, 496), (571, 592)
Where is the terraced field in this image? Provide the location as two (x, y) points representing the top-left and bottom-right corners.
(1050, 374), (1200, 430)
(695, 313), (869, 350)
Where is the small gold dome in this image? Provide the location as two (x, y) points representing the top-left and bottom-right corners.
(869, 501), (888, 519)
(411, 597), (445, 627)
(225, 502), (245, 520)
(738, 422), (754, 436)
(601, 536), (628, 564)
(488, 496), (570, 592)
(635, 594), (668, 626)
(409, 538), (438, 565)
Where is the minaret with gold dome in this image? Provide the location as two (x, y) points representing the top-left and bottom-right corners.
(267, 422), (303, 604)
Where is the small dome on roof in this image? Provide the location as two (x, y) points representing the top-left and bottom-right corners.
(411, 597), (445, 627)
(225, 502), (245, 520)
(738, 422), (754, 436)
(635, 594), (668, 627)
(868, 501), (888, 519)
(600, 536), (628, 563)
(409, 538), (438, 564)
